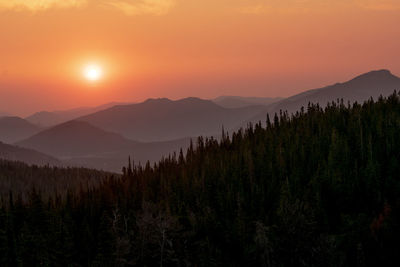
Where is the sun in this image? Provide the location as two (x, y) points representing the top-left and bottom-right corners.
(83, 64), (103, 82)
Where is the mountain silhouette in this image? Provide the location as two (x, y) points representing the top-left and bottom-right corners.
(16, 120), (191, 172)
(0, 141), (60, 166)
(25, 102), (132, 127)
(16, 120), (137, 158)
(249, 69), (400, 123)
(0, 116), (42, 143)
(10, 69), (400, 172)
(77, 97), (265, 142)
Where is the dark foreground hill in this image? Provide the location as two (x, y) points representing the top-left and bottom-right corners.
(0, 160), (113, 199)
(1, 93), (400, 266)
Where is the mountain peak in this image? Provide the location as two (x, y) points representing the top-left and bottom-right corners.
(376, 69), (392, 74)
(144, 98), (172, 104)
(350, 69), (398, 83)
(140, 97), (217, 109)
(177, 97), (214, 104)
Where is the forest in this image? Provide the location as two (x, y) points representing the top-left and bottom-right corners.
(1, 93), (400, 266)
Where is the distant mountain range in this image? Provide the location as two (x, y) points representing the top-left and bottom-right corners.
(212, 96), (283, 108)
(17, 120), (137, 158)
(0, 116), (42, 143)
(25, 102), (132, 127)
(0, 142), (60, 166)
(16, 120), (190, 172)
(249, 69), (400, 123)
(2, 69), (400, 172)
(77, 97), (265, 142)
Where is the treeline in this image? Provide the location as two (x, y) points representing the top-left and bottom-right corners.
(0, 160), (113, 201)
(1, 93), (400, 266)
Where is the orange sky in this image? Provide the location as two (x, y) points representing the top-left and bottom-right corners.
(0, 0), (399, 116)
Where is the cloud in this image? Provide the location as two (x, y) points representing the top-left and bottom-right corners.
(237, 0), (400, 14)
(237, 0), (331, 14)
(0, 0), (176, 15)
(0, 0), (87, 11)
(103, 0), (176, 15)
(0, 0), (398, 15)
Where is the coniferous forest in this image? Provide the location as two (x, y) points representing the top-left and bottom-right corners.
(1, 93), (400, 266)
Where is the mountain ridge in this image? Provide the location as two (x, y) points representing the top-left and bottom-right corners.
(16, 120), (192, 172)
(25, 102), (133, 127)
(77, 97), (265, 142)
(17, 120), (137, 158)
(0, 141), (60, 166)
(248, 69), (400, 124)
(0, 116), (42, 144)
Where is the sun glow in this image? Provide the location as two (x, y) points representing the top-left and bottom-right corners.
(83, 64), (103, 82)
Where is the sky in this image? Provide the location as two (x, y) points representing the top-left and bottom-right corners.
(0, 0), (399, 116)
